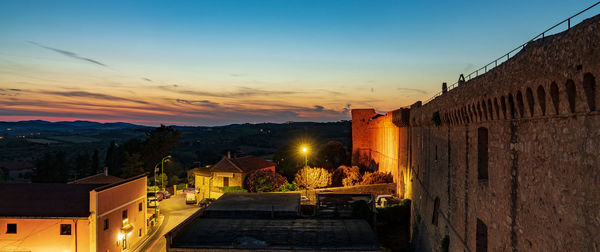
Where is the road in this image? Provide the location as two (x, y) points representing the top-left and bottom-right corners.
(137, 193), (200, 252)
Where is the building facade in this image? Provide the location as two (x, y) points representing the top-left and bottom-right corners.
(0, 175), (147, 252)
(193, 155), (276, 199)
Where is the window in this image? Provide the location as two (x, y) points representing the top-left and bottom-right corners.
(122, 210), (128, 220)
(537, 86), (546, 115)
(566, 79), (576, 113)
(516, 91), (525, 117)
(477, 127), (489, 181)
(435, 145), (438, 162)
(139, 228), (142, 237)
(526, 88), (534, 117)
(104, 219), (109, 230)
(550, 82), (560, 114)
(60, 224), (72, 235)
(139, 202), (143, 212)
(476, 219), (488, 252)
(6, 223), (16, 234)
(432, 197), (440, 226)
(223, 177), (229, 187)
(583, 73), (596, 111)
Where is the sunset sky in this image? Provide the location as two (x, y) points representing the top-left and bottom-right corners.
(0, 0), (597, 126)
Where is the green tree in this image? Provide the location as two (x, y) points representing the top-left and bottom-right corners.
(244, 170), (288, 192)
(316, 141), (348, 171)
(74, 152), (90, 179)
(278, 182), (298, 192)
(332, 165), (362, 187)
(91, 149), (100, 174)
(32, 151), (69, 183)
(141, 125), (180, 175)
(121, 152), (145, 178)
(361, 171), (393, 185)
(294, 167), (331, 189)
(272, 142), (304, 181)
(168, 175), (179, 186)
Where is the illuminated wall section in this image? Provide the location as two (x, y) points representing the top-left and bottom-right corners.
(352, 108), (409, 197)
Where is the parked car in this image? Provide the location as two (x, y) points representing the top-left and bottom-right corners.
(375, 195), (400, 208)
(300, 196), (310, 204)
(185, 192), (197, 205)
(161, 190), (171, 199)
(151, 191), (164, 201)
(147, 192), (160, 208)
(198, 198), (215, 208)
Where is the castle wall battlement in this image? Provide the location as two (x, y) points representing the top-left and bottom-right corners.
(352, 14), (600, 252)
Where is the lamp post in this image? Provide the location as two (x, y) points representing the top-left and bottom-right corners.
(301, 146), (308, 167)
(154, 155), (171, 190)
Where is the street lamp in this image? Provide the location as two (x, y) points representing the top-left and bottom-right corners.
(154, 155), (171, 190)
(300, 146), (308, 167)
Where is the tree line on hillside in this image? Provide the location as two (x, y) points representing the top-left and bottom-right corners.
(31, 125), (182, 184)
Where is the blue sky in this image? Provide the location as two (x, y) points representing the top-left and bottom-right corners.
(0, 0), (598, 125)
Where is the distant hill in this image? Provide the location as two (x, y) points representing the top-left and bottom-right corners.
(0, 120), (149, 134)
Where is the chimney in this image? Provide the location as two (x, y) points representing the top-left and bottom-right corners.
(442, 82), (448, 94)
(227, 151), (231, 159)
(104, 167), (108, 176)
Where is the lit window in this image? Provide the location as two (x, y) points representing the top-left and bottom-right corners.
(6, 223), (16, 234)
(60, 224), (72, 235)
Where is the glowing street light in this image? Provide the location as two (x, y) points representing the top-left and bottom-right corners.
(300, 146), (309, 167)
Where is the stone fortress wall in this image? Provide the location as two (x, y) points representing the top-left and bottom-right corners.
(352, 14), (600, 252)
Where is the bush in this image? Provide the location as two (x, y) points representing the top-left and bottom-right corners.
(278, 182), (299, 192)
(361, 171), (393, 185)
(244, 170), (288, 192)
(332, 165), (362, 187)
(221, 186), (248, 193)
(294, 167), (331, 189)
(147, 185), (160, 192)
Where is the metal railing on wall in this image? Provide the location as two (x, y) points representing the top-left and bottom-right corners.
(422, 1), (600, 105)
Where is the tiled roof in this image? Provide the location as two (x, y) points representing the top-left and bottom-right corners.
(191, 167), (211, 177)
(68, 173), (124, 184)
(229, 156), (275, 172)
(210, 158), (243, 173)
(0, 183), (102, 217)
(210, 156), (275, 173)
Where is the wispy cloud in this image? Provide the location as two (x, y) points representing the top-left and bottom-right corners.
(40, 91), (148, 104)
(159, 86), (299, 98)
(397, 87), (427, 94)
(175, 99), (219, 108)
(29, 41), (107, 67)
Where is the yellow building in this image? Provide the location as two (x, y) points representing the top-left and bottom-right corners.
(193, 155), (276, 199)
(0, 174), (147, 252)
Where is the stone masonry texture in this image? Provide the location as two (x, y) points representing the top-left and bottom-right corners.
(351, 14), (600, 252)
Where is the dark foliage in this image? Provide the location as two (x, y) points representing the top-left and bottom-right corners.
(244, 170), (287, 192)
(32, 151), (69, 183)
(315, 141), (348, 171)
(361, 171), (393, 185)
